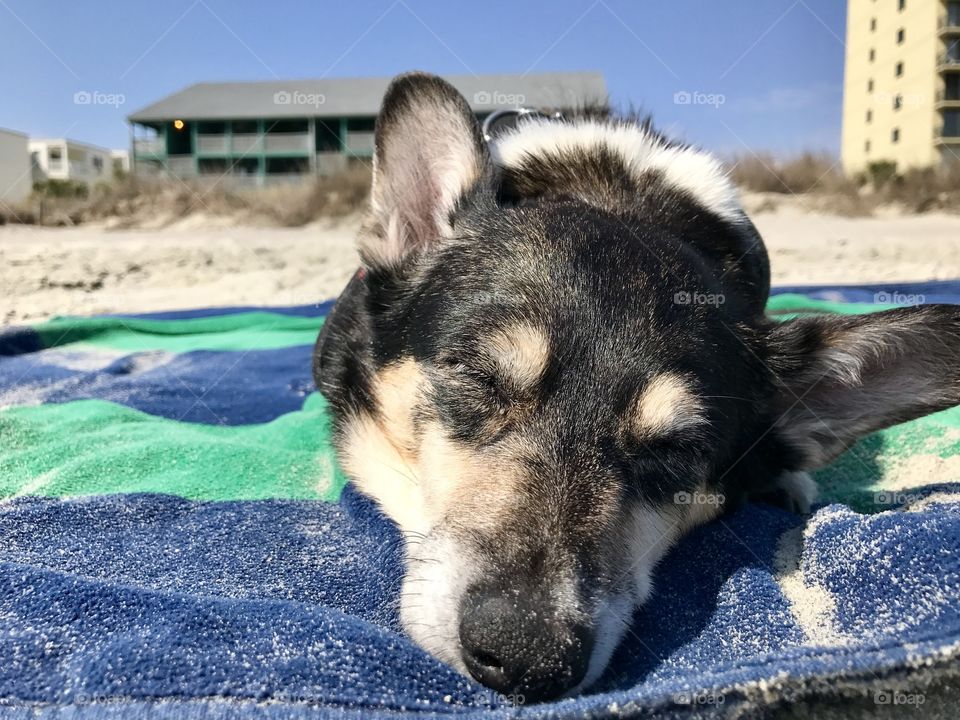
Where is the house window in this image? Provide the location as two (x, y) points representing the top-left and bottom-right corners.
(92, 156), (104, 174)
(892, 128), (900, 143)
(346, 118), (376, 133)
(48, 147), (63, 169)
(895, 62), (904, 76)
(897, 28), (905, 44)
(315, 120), (342, 152)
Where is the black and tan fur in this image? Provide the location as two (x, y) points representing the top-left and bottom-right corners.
(313, 72), (960, 701)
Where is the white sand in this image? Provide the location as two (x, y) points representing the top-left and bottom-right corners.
(4, 200), (960, 326)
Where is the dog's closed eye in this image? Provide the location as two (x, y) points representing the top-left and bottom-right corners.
(442, 357), (509, 400)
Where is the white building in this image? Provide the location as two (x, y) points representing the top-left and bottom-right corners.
(111, 149), (130, 175)
(29, 138), (116, 188)
(0, 128), (32, 205)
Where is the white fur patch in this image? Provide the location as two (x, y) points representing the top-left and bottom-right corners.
(400, 534), (476, 672)
(626, 505), (680, 604)
(771, 471), (818, 514)
(491, 118), (743, 222)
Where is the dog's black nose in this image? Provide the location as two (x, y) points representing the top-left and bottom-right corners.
(458, 584), (593, 702)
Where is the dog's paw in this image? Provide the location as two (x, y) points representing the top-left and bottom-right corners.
(752, 471), (818, 514)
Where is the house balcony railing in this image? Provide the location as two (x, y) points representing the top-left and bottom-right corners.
(344, 130), (375, 156)
(196, 135), (229, 154)
(166, 156), (196, 178)
(232, 134), (262, 155)
(264, 132), (311, 153)
(134, 138), (165, 156)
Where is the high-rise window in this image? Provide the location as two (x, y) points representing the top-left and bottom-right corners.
(865, 140), (871, 153)
(895, 61), (904, 76)
(947, 39), (960, 63)
(868, 79), (874, 92)
(870, 48), (876, 62)
(946, 74), (960, 101)
(949, 2), (960, 27)
(866, 109), (873, 123)
(892, 128), (901, 143)
(897, 28), (905, 44)
(944, 110), (960, 137)
(898, 0), (905, 11)
(893, 94), (903, 110)
(870, 18), (876, 31)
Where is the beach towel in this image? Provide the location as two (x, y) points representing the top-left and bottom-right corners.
(0, 282), (958, 718)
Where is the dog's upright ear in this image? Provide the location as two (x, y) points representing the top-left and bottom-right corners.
(359, 72), (493, 271)
(766, 305), (960, 469)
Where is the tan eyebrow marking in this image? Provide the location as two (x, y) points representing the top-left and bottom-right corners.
(633, 372), (707, 438)
(484, 322), (550, 389)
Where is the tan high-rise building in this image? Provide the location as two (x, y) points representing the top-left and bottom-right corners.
(842, 0), (960, 174)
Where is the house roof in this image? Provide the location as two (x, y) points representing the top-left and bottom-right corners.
(127, 72), (607, 123)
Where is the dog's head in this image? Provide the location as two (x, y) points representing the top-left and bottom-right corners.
(330, 73), (960, 701)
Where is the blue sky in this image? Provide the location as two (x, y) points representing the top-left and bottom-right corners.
(0, 0), (846, 158)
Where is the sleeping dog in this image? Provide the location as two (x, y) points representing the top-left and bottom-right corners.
(313, 72), (960, 701)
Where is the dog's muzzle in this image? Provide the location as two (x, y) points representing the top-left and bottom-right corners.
(458, 579), (593, 702)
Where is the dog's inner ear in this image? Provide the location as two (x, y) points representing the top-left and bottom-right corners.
(360, 73), (493, 271)
(767, 306), (960, 469)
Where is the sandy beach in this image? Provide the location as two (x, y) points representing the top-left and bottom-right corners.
(4, 199), (960, 326)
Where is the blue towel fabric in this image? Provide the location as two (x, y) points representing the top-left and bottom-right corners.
(0, 282), (959, 718)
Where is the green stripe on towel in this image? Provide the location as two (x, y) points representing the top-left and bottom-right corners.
(0, 393), (346, 501)
(32, 312), (324, 352)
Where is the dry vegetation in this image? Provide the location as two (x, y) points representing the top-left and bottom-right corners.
(3, 150), (960, 228)
(730, 153), (960, 216)
(0, 164), (372, 229)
